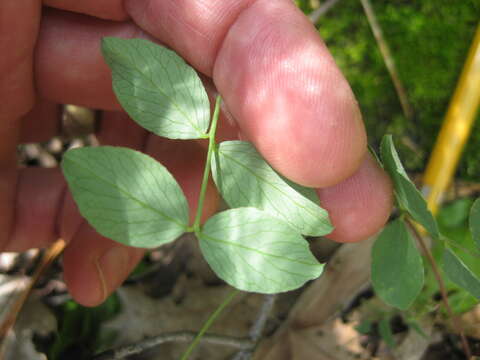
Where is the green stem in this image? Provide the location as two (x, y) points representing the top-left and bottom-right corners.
(179, 290), (239, 360)
(193, 95), (221, 232)
(405, 218), (472, 359)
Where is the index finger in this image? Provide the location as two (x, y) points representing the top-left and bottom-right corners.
(126, 0), (366, 187)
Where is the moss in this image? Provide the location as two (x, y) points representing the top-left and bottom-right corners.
(311, 0), (479, 180)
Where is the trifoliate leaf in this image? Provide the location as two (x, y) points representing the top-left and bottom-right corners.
(198, 207), (324, 293)
(62, 146), (189, 248)
(443, 247), (480, 300)
(101, 37), (210, 139)
(211, 141), (332, 236)
(380, 135), (439, 239)
(371, 219), (424, 309)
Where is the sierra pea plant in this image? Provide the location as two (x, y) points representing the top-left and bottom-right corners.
(61, 38), (333, 294)
(372, 136), (480, 311)
(61, 38), (480, 313)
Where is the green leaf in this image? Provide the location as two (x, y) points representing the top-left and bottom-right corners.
(379, 318), (395, 348)
(62, 146), (189, 248)
(355, 320), (372, 335)
(211, 141), (332, 236)
(443, 247), (480, 299)
(470, 198), (480, 250)
(406, 319), (429, 339)
(282, 176), (321, 205)
(101, 37), (210, 139)
(371, 219), (424, 309)
(198, 207), (324, 293)
(437, 198), (473, 228)
(368, 144), (383, 168)
(380, 135), (439, 239)
(447, 287), (478, 314)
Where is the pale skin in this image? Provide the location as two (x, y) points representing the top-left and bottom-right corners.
(0, 0), (393, 306)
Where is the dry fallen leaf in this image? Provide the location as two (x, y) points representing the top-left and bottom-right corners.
(102, 278), (264, 359)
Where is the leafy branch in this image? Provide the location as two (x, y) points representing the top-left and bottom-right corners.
(63, 39), (332, 296)
(61, 37), (336, 357)
(60, 37), (480, 359)
(372, 135), (480, 358)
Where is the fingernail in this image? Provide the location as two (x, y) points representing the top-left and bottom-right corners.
(96, 247), (130, 303)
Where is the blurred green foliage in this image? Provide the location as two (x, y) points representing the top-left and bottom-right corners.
(412, 198), (479, 316)
(298, 0), (480, 179)
(436, 198), (480, 314)
(46, 295), (121, 360)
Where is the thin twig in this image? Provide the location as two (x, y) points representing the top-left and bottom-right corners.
(232, 294), (278, 360)
(249, 294), (277, 341)
(0, 239), (65, 339)
(309, 0), (343, 24)
(359, 0), (414, 121)
(93, 332), (253, 360)
(405, 219), (472, 359)
(230, 350), (252, 360)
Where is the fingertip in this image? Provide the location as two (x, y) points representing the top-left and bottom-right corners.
(213, 0), (367, 188)
(254, 99), (367, 188)
(318, 154), (393, 243)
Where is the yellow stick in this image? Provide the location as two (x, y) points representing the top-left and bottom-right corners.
(422, 24), (480, 215)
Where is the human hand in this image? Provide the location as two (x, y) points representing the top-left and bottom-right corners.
(0, 0), (392, 307)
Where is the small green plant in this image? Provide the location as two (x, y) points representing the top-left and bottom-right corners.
(370, 139), (480, 357)
(61, 37), (480, 356)
(45, 295), (120, 360)
(371, 136), (480, 310)
(62, 37), (332, 295)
